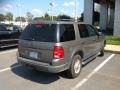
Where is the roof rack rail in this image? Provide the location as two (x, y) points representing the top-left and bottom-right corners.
(58, 18), (74, 21)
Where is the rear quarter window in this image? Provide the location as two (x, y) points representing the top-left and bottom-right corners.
(59, 24), (75, 42)
(78, 24), (89, 38)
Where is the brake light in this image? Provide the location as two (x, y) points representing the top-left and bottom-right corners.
(53, 45), (64, 59)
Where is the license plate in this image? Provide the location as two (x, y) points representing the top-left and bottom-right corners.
(29, 52), (38, 59)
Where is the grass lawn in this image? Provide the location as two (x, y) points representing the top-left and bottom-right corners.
(105, 35), (120, 45)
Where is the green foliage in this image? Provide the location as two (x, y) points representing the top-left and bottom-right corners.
(57, 15), (72, 21)
(44, 13), (50, 20)
(78, 13), (83, 22)
(33, 13), (58, 21)
(33, 13), (51, 21)
(106, 35), (120, 45)
(5, 12), (13, 21)
(33, 13), (73, 21)
(15, 17), (26, 22)
(33, 17), (43, 21)
(0, 12), (13, 22)
(0, 14), (5, 21)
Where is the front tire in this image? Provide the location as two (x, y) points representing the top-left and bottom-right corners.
(67, 55), (82, 78)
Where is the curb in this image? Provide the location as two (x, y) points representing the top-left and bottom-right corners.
(105, 50), (120, 54)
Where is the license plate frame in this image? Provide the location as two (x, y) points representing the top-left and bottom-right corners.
(29, 51), (38, 59)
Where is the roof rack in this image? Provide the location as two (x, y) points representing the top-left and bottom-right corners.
(58, 18), (74, 21)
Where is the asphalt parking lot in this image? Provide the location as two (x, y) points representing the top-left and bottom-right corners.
(0, 48), (120, 90)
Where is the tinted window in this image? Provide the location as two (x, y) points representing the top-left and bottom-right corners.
(13, 26), (20, 31)
(20, 23), (57, 42)
(0, 25), (6, 31)
(78, 24), (89, 38)
(60, 24), (75, 42)
(86, 25), (96, 36)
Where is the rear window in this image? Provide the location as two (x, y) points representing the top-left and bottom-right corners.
(20, 23), (57, 42)
(78, 24), (89, 38)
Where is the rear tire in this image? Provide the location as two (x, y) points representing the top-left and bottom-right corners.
(67, 55), (82, 78)
(99, 48), (104, 56)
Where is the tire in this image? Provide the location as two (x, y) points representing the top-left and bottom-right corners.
(67, 55), (82, 78)
(99, 48), (104, 56)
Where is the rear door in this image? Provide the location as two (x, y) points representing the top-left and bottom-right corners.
(59, 24), (76, 65)
(86, 25), (102, 54)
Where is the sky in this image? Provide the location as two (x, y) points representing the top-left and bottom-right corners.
(0, 0), (84, 18)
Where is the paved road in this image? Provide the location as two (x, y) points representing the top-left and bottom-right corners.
(0, 48), (120, 90)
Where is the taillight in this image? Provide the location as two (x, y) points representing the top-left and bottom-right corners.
(53, 45), (64, 59)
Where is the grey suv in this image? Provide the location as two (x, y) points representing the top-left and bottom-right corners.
(17, 21), (106, 78)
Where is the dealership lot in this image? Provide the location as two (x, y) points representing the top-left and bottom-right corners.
(0, 48), (120, 90)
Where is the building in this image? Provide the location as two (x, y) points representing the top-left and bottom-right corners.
(84, 0), (120, 35)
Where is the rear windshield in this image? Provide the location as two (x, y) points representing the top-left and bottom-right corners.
(20, 23), (57, 42)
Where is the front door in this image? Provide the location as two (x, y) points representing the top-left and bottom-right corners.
(86, 25), (102, 54)
(78, 24), (96, 60)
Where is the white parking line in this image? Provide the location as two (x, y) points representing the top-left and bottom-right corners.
(71, 54), (115, 90)
(0, 64), (21, 73)
(0, 49), (17, 55)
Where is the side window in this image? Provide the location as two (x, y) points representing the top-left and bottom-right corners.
(86, 25), (96, 36)
(0, 25), (6, 31)
(60, 24), (75, 42)
(78, 24), (89, 38)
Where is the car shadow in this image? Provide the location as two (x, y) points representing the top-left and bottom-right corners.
(11, 63), (70, 84)
(0, 46), (17, 51)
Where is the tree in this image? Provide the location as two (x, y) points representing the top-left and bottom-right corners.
(44, 13), (50, 20)
(78, 13), (83, 22)
(15, 17), (26, 22)
(33, 17), (42, 21)
(0, 14), (5, 21)
(26, 12), (33, 22)
(5, 12), (13, 21)
(33, 13), (58, 21)
(33, 13), (51, 21)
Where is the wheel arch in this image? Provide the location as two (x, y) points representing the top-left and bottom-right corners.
(71, 50), (84, 61)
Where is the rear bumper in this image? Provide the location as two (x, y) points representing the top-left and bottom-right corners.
(17, 57), (68, 73)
